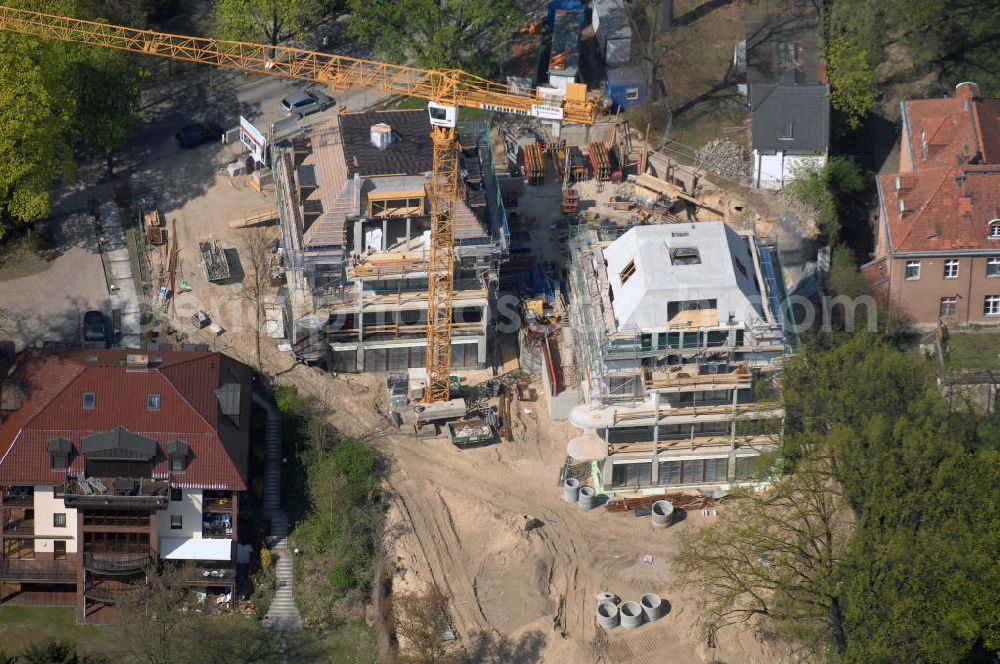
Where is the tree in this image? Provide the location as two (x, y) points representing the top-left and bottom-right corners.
(64, 45), (145, 178)
(347, 0), (523, 73)
(673, 460), (852, 658)
(823, 33), (879, 128)
(625, 0), (671, 106)
(21, 638), (109, 664)
(235, 224), (275, 372)
(394, 586), (458, 664)
(115, 565), (191, 664)
(0, 35), (76, 237)
(212, 0), (323, 47)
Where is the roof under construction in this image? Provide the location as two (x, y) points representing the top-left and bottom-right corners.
(600, 223), (766, 331)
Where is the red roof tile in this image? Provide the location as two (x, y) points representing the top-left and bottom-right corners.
(0, 349), (251, 490)
(881, 83), (1000, 253)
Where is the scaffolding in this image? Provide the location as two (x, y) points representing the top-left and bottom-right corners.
(567, 225), (787, 406)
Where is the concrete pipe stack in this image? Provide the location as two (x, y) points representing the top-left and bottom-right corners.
(596, 591), (618, 605)
(563, 478), (581, 503)
(641, 593), (665, 621)
(619, 601), (644, 630)
(596, 601), (620, 630)
(578, 486), (597, 510)
(651, 500), (674, 529)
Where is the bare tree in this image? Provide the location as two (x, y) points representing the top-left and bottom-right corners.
(394, 586), (458, 664)
(672, 459), (852, 658)
(625, 0), (671, 106)
(236, 224), (276, 373)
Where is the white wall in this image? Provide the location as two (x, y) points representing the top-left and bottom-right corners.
(33, 485), (78, 554)
(753, 151), (827, 189)
(547, 72), (576, 91)
(157, 488), (203, 541)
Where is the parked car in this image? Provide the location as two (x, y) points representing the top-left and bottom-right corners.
(175, 122), (223, 148)
(82, 310), (110, 349)
(280, 89), (335, 119)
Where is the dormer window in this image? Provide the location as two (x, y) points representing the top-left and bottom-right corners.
(147, 394), (161, 411)
(167, 440), (189, 473)
(48, 437), (72, 471)
(83, 392), (96, 410)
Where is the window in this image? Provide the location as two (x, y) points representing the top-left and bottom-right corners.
(611, 462), (652, 488)
(940, 297), (957, 317)
(735, 457), (761, 481)
(170, 514), (183, 530)
(670, 248), (701, 265)
(619, 259), (636, 285)
(170, 456), (185, 472)
(779, 123), (794, 140)
(170, 488), (182, 502)
(53, 513), (66, 528)
(985, 295), (1000, 316)
(944, 259), (959, 279)
(147, 394), (161, 411)
(905, 260), (920, 280)
(54, 541), (66, 560)
(775, 41), (797, 65)
(988, 258), (1000, 277)
(83, 392), (96, 410)
(992, 223), (1000, 239)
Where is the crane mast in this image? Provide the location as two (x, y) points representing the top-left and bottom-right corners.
(0, 5), (599, 402)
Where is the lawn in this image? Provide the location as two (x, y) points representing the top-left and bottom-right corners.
(944, 332), (1000, 370)
(657, 0), (749, 152)
(0, 606), (118, 659)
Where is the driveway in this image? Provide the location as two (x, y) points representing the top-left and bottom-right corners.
(0, 213), (110, 354)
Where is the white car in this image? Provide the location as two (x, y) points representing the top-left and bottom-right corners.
(280, 89), (335, 119)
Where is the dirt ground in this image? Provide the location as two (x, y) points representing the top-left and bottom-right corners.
(277, 364), (795, 664)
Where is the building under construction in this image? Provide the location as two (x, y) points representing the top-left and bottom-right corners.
(566, 221), (790, 492)
(274, 109), (506, 372)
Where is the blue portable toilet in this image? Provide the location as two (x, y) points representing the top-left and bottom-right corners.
(547, 0), (586, 28)
(605, 66), (647, 109)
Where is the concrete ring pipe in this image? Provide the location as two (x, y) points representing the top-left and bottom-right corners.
(596, 591), (618, 605)
(651, 500), (674, 528)
(562, 478), (581, 502)
(641, 593), (664, 621)
(578, 486), (596, 510)
(620, 601), (644, 629)
(596, 601), (620, 630)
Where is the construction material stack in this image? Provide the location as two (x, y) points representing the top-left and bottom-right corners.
(523, 142), (546, 185)
(589, 142), (612, 181)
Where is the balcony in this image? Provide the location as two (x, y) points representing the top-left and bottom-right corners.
(84, 578), (145, 605)
(84, 551), (151, 574)
(82, 513), (150, 529)
(643, 363), (753, 390)
(2, 517), (34, 535)
(202, 513), (233, 539)
(2, 491), (34, 507)
(202, 495), (233, 513)
(177, 565), (235, 585)
(0, 559), (76, 583)
(64, 477), (169, 509)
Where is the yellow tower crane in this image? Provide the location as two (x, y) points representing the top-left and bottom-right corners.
(0, 6), (600, 402)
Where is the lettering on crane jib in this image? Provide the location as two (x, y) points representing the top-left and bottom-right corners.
(479, 104), (530, 116)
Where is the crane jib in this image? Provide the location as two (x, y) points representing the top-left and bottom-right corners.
(478, 103), (565, 121)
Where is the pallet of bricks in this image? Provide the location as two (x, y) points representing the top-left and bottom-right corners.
(523, 142), (546, 185)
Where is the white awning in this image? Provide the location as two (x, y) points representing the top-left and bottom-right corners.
(160, 538), (232, 561)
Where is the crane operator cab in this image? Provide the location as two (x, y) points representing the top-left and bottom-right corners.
(427, 102), (458, 128)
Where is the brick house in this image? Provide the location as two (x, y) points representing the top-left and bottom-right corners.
(0, 348), (252, 621)
(864, 82), (1000, 328)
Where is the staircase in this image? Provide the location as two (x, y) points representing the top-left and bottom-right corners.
(253, 391), (302, 630)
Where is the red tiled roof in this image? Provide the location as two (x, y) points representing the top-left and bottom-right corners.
(0, 349), (251, 490)
(881, 83), (1000, 253)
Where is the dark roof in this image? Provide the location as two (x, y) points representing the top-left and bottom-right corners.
(81, 426), (157, 460)
(750, 78), (830, 152)
(338, 109), (434, 177)
(0, 349), (252, 490)
(745, 0), (822, 85)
